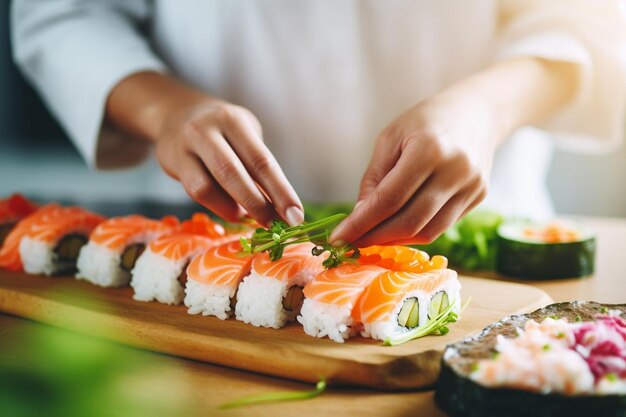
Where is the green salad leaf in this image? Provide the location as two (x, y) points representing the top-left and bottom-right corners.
(414, 210), (503, 271)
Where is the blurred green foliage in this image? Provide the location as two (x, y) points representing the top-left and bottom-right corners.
(0, 323), (192, 417)
(303, 201), (355, 222)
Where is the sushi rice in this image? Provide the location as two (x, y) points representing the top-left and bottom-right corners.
(235, 243), (324, 329)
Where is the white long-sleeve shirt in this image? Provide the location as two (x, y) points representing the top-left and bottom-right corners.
(10, 0), (626, 218)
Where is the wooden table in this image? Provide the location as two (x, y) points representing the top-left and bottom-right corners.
(2, 216), (625, 417)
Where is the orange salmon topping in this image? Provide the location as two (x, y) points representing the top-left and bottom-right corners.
(187, 241), (252, 286)
(358, 245), (447, 272)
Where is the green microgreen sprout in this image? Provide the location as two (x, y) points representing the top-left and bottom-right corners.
(239, 214), (359, 268)
(575, 314), (583, 322)
(383, 298), (471, 346)
(217, 378), (327, 410)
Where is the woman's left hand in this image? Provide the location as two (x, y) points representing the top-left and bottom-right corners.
(329, 93), (499, 248)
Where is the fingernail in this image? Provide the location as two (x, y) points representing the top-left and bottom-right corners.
(331, 239), (347, 248)
(284, 206), (304, 227)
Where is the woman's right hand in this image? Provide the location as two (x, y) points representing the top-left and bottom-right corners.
(106, 72), (304, 226)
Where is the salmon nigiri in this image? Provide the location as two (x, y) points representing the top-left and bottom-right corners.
(235, 243), (325, 329)
(0, 194), (38, 248)
(184, 240), (253, 319)
(298, 263), (387, 342)
(14, 205), (105, 275)
(352, 268), (461, 341)
(0, 204), (60, 271)
(130, 213), (245, 305)
(76, 215), (179, 287)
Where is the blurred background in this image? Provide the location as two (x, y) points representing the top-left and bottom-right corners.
(1, 1), (625, 217)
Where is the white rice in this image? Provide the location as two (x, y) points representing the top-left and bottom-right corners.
(184, 279), (234, 320)
(297, 299), (354, 343)
(235, 265), (318, 329)
(76, 242), (129, 287)
(130, 249), (186, 305)
(19, 236), (55, 275)
(362, 279), (462, 341)
(235, 272), (288, 328)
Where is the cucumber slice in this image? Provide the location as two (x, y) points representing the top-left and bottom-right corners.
(397, 297), (417, 328)
(406, 299), (420, 329)
(496, 221), (595, 280)
(429, 291), (449, 319)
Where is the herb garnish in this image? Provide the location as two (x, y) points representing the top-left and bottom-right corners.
(240, 214), (359, 268)
(384, 298), (471, 346)
(218, 378), (327, 410)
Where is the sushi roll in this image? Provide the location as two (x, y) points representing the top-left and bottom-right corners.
(184, 241), (253, 319)
(17, 205), (105, 275)
(0, 204), (61, 271)
(76, 215), (179, 287)
(0, 194), (38, 248)
(235, 243), (325, 329)
(436, 301), (626, 417)
(130, 213), (240, 305)
(496, 220), (596, 279)
(298, 263), (387, 343)
(353, 268), (461, 341)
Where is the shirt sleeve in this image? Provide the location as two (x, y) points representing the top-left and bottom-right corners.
(496, 0), (626, 153)
(11, 0), (168, 169)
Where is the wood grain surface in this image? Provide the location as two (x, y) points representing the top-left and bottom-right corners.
(0, 270), (551, 390)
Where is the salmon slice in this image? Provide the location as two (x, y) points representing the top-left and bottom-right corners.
(146, 212), (244, 260)
(0, 204), (60, 271)
(0, 194), (38, 224)
(303, 263), (387, 307)
(353, 268), (456, 324)
(89, 215), (179, 251)
(251, 243), (324, 282)
(358, 245), (447, 272)
(22, 206), (105, 244)
(187, 240), (252, 287)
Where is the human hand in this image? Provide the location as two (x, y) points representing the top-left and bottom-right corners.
(106, 72), (304, 226)
(330, 95), (497, 247)
(154, 98), (304, 226)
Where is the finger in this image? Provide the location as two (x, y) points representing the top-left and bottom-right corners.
(221, 114), (304, 226)
(191, 129), (276, 226)
(178, 154), (244, 221)
(411, 184), (485, 244)
(330, 139), (440, 244)
(381, 178), (487, 246)
(357, 132), (402, 202)
(352, 165), (478, 247)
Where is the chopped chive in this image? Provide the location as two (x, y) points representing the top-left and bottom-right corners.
(556, 331), (565, 338)
(600, 307), (609, 314)
(470, 362), (480, 373)
(542, 344), (551, 351)
(383, 298), (471, 346)
(218, 378), (327, 410)
(549, 315), (560, 320)
(575, 314), (583, 322)
(606, 373), (618, 382)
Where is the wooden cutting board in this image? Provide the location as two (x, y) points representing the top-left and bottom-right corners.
(0, 271), (551, 390)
